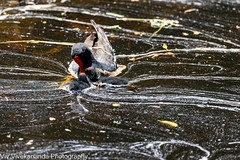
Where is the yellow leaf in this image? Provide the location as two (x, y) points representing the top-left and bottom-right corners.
(112, 103), (121, 107)
(134, 32), (141, 35)
(162, 43), (168, 50)
(129, 58), (136, 62)
(182, 32), (189, 36)
(236, 25), (240, 29)
(158, 120), (178, 127)
(26, 140), (33, 145)
(184, 8), (199, 14)
(193, 31), (200, 35)
(49, 117), (56, 121)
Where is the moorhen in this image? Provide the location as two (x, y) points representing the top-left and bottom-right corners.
(69, 20), (128, 91)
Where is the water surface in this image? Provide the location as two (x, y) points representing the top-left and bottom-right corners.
(0, 0), (239, 159)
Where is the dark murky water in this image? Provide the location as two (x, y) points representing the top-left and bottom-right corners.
(0, 0), (240, 159)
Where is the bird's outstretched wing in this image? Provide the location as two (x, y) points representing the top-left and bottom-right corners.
(84, 20), (117, 71)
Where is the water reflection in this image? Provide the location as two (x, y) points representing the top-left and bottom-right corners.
(0, 0), (240, 159)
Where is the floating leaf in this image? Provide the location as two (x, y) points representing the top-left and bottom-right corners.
(193, 31), (201, 35)
(0, 40), (74, 46)
(182, 32), (189, 36)
(26, 140), (33, 145)
(18, 138), (24, 141)
(67, 103), (73, 106)
(6, 134), (11, 138)
(49, 117), (56, 121)
(236, 25), (240, 29)
(196, 105), (206, 108)
(56, 17), (64, 21)
(25, 4), (56, 10)
(65, 128), (71, 132)
(112, 103), (121, 107)
(113, 121), (121, 124)
(73, 28), (80, 32)
(134, 52), (176, 61)
(106, 12), (124, 18)
(162, 43), (168, 50)
(149, 19), (179, 39)
(0, 14), (9, 20)
(107, 25), (122, 31)
(99, 130), (106, 133)
(129, 58), (136, 62)
(158, 120), (178, 127)
(184, 8), (199, 14)
(134, 32), (145, 36)
(116, 18), (181, 39)
(59, 75), (75, 89)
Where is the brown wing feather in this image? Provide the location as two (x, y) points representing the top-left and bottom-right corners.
(84, 20), (116, 69)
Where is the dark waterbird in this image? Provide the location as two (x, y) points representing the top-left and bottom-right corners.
(69, 20), (128, 91)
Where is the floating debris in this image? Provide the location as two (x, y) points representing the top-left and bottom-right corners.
(129, 57), (136, 62)
(134, 32), (146, 36)
(130, 52), (176, 61)
(193, 31), (201, 35)
(196, 105), (206, 108)
(113, 121), (121, 125)
(158, 120), (178, 127)
(26, 140), (33, 145)
(106, 12), (124, 18)
(117, 18), (181, 39)
(162, 43), (168, 50)
(0, 40), (74, 46)
(0, 14), (9, 20)
(106, 25), (122, 31)
(40, 46), (62, 55)
(184, 8), (199, 14)
(59, 75), (75, 89)
(182, 32), (189, 36)
(18, 138), (24, 141)
(65, 129), (71, 132)
(112, 103), (121, 107)
(49, 117), (56, 121)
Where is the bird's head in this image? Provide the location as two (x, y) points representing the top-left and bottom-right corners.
(71, 43), (94, 73)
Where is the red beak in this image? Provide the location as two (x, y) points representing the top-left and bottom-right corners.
(74, 56), (85, 73)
